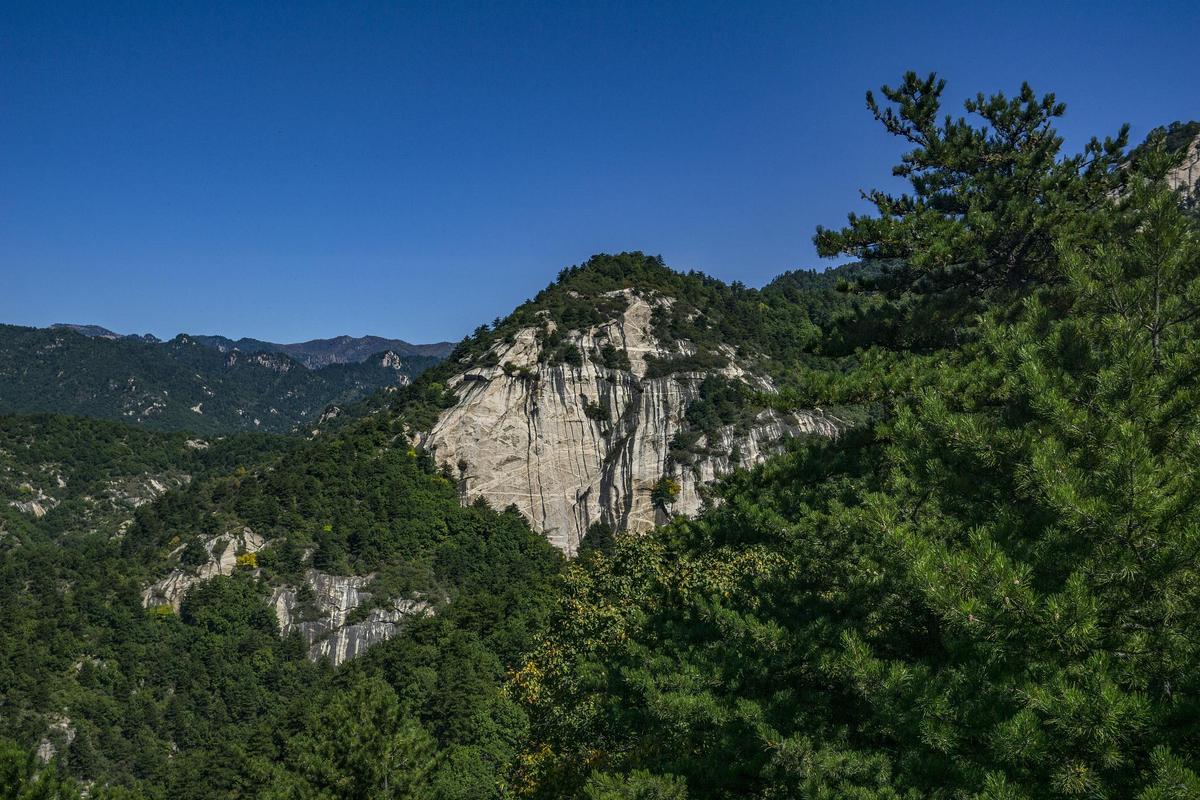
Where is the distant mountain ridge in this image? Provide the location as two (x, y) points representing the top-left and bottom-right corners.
(50, 323), (161, 342)
(190, 333), (455, 368)
(51, 323), (454, 367)
(0, 324), (443, 434)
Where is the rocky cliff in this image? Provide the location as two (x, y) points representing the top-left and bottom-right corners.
(270, 571), (432, 663)
(419, 288), (840, 554)
(1168, 132), (1200, 205)
(143, 528), (432, 665)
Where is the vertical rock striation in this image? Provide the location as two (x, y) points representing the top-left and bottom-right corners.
(420, 290), (840, 554)
(144, 530), (432, 666)
(270, 571), (432, 664)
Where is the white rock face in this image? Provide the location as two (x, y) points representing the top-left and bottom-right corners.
(270, 570), (432, 665)
(142, 527), (266, 611)
(35, 715), (75, 763)
(419, 290), (840, 554)
(143, 531), (430, 665)
(9, 483), (59, 518)
(1168, 134), (1200, 199)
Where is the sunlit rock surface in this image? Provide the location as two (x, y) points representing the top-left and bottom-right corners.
(142, 527), (267, 611)
(270, 571), (433, 665)
(420, 290), (840, 554)
(143, 531), (431, 666)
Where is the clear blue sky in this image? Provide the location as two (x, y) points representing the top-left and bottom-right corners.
(2, 1), (1197, 343)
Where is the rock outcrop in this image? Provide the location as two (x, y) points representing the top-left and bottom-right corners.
(270, 571), (433, 664)
(419, 290), (840, 554)
(35, 714), (75, 763)
(1168, 133), (1200, 203)
(9, 483), (58, 518)
(143, 530), (431, 665)
(142, 527), (267, 611)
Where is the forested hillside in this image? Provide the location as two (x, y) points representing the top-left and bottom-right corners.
(0, 325), (440, 434)
(0, 413), (292, 545)
(2, 71), (1199, 800)
(514, 77), (1200, 798)
(0, 409), (562, 798)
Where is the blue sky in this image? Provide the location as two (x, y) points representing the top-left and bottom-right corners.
(2, 0), (1197, 343)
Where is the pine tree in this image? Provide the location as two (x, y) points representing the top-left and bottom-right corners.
(514, 85), (1200, 800)
(815, 72), (1128, 293)
(265, 678), (436, 799)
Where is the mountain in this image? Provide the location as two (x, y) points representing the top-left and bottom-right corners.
(0, 324), (441, 434)
(50, 324), (453, 369)
(361, 252), (866, 554)
(189, 333), (455, 367)
(0, 405), (561, 796)
(50, 323), (161, 342)
(4, 82), (1200, 799)
(0, 413), (291, 544)
(509, 101), (1200, 800)
(0, 251), (863, 795)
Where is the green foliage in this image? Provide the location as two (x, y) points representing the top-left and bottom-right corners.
(411, 251), (868, 394)
(583, 770), (688, 800)
(581, 395), (611, 424)
(1130, 120), (1200, 162)
(649, 477), (680, 512)
(0, 737), (79, 799)
(178, 539), (209, 568)
(3, 72), (1199, 800)
(815, 71), (1129, 293)
(262, 678), (436, 799)
(577, 521), (617, 559)
(0, 413), (292, 546)
(0, 327), (439, 434)
(0, 404), (562, 798)
(642, 351), (729, 380)
(514, 84), (1200, 800)
(597, 343), (632, 371)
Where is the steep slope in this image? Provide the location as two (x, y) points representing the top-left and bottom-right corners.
(0, 407), (562, 796)
(385, 253), (856, 554)
(0, 324), (438, 433)
(420, 289), (838, 553)
(0, 413), (291, 544)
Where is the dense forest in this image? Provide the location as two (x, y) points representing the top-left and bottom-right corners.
(3, 72), (1200, 798)
(1, 411), (562, 798)
(513, 77), (1200, 798)
(0, 326), (440, 434)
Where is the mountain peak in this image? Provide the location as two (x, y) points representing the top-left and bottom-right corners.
(51, 323), (160, 343)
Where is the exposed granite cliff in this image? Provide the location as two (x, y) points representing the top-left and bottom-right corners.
(270, 571), (432, 664)
(419, 289), (840, 554)
(143, 529), (431, 665)
(142, 527), (268, 611)
(1168, 133), (1200, 203)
